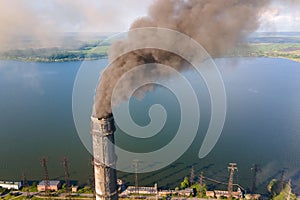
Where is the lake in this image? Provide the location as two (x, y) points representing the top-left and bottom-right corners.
(0, 58), (299, 194)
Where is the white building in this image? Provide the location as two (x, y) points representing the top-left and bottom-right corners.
(0, 181), (22, 190)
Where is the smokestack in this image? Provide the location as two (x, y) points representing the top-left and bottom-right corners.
(91, 114), (118, 200)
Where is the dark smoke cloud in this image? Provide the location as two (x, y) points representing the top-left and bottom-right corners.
(94, 0), (272, 118)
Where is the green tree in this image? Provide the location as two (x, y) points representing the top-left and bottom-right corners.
(273, 184), (296, 200)
(0, 187), (8, 195)
(198, 184), (207, 198)
(268, 179), (280, 197)
(28, 182), (38, 192)
(191, 183), (207, 197)
(180, 177), (190, 189)
(268, 179), (297, 200)
(32, 182), (37, 188)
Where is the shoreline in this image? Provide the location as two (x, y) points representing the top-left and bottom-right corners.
(1, 41), (300, 63)
(0, 55), (299, 63)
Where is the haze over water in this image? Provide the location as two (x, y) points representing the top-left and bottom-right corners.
(0, 57), (299, 194)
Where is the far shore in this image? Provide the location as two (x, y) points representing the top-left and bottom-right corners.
(1, 42), (300, 63)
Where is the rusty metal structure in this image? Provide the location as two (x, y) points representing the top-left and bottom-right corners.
(41, 157), (50, 194)
(22, 172), (30, 198)
(227, 163), (238, 200)
(62, 157), (71, 198)
(199, 171), (204, 186)
(133, 159), (139, 194)
(251, 164), (261, 194)
(91, 114), (118, 200)
(189, 166), (195, 185)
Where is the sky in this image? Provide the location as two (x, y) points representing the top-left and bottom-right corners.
(1, 0), (300, 33)
(0, 0), (299, 50)
(260, 0), (300, 32)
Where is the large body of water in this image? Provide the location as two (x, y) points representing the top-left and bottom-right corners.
(0, 58), (299, 194)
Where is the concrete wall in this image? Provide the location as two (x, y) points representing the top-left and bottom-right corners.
(91, 116), (118, 200)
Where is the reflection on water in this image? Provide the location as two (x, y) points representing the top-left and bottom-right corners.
(0, 60), (93, 184)
(0, 58), (299, 194)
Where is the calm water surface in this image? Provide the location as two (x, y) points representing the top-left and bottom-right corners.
(0, 58), (299, 194)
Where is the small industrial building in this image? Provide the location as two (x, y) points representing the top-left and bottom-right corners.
(206, 190), (215, 198)
(245, 194), (262, 200)
(71, 186), (78, 193)
(37, 180), (61, 191)
(0, 181), (22, 190)
(214, 189), (243, 199)
(123, 186), (157, 195)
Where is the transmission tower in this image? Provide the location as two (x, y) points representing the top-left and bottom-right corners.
(228, 163), (238, 199)
(22, 172), (28, 188)
(251, 164), (261, 194)
(133, 159), (139, 194)
(90, 157), (95, 200)
(199, 171), (204, 186)
(62, 157), (71, 198)
(22, 172), (30, 198)
(280, 169), (286, 191)
(287, 180), (292, 200)
(41, 157), (50, 196)
(190, 166), (195, 186)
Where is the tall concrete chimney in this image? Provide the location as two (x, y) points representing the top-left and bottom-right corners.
(91, 114), (118, 200)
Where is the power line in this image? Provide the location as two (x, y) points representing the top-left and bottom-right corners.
(203, 176), (228, 186)
(202, 175), (246, 193)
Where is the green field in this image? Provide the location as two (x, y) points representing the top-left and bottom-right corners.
(226, 43), (300, 62)
(0, 40), (110, 62)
